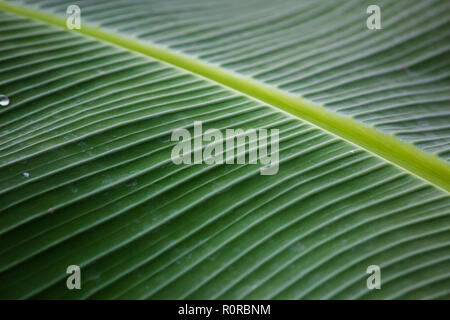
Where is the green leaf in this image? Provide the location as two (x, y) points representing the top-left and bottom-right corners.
(0, 0), (449, 299)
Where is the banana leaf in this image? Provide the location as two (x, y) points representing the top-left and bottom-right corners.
(0, 0), (449, 299)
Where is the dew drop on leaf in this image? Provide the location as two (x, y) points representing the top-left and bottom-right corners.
(0, 95), (9, 107)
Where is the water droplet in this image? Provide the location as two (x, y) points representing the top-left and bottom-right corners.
(23, 172), (30, 178)
(0, 95), (9, 107)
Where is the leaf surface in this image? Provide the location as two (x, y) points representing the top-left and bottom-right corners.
(0, 0), (449, 299)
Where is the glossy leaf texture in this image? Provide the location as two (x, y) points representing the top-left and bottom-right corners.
(0, 0), (449, 300)
(11, 0), (450, 160)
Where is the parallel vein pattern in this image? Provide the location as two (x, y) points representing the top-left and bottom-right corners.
(9, 0), (450, 161)
(0, 3), (449, 300)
